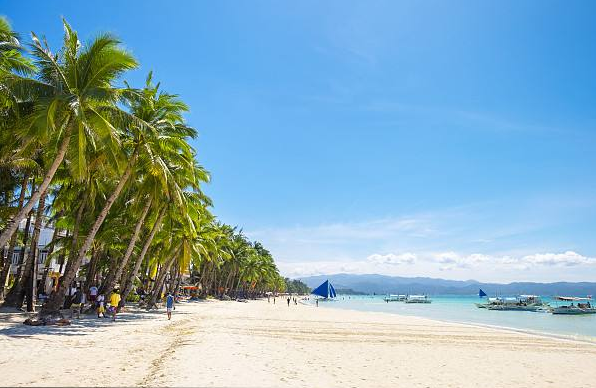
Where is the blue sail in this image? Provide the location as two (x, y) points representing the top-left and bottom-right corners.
(312, 280), (330, 298)
(311, 280), (336, 298)
(479, 288), (487, 298)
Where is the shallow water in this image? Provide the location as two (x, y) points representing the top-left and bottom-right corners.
(311, 295), (596, 342)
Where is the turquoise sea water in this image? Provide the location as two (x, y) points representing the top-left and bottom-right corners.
(311, 295), (596, 343)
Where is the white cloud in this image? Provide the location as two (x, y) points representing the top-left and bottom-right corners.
(366, 253), (417, 265)
(278, 250), (596, 280)
(520, 251), (595, 267)
(434, 252), (491, 270)
(433, 251), (596, 271)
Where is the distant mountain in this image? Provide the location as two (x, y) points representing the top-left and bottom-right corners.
(297, 274), (596, 296)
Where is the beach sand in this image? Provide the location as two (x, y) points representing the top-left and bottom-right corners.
(1, 299), (595, 387)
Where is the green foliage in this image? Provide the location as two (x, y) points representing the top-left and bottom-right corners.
(0, 17), (284, 307)
(126, 293), (140, 302)
(284, 278), (310, 294)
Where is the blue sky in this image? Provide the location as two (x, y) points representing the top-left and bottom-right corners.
(5, 1), (596, 282)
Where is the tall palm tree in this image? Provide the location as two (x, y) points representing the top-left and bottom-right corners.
(0, 19), (138, 250)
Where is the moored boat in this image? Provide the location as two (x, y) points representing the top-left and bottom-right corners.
(405, 294), (432, 303)
(476, 294), (549, 312)
(486, 295), (548, 312)
(551, 296), (596, 315)
(384, 294), (406, 302)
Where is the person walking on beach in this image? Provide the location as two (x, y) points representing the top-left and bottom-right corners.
(70, 288), (83, 318)
(287, 297), (290, 307)
(166, 292), (175, 320)
(97, 294), (106, 318)
(110, 289), (121, 321)
(316, 299), (318, 307)
(88, 284), (98, 304)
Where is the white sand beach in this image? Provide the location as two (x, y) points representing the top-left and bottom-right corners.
(1, 300), (595, 387)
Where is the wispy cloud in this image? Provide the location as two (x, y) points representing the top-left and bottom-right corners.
(367, 252), (417, 266)
(279, 250), (596, 281)
(246, 197), (596, 282)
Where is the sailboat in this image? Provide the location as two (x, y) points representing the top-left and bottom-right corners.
(311, 280), (337, 300)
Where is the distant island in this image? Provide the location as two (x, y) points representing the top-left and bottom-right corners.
(335, 288), (367, 295)
(298, 274), (596, 296)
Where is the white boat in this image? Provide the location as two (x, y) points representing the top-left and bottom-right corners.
(384, 294), (406, 302)
(476, 297), (504, 309)
(485, 295), (548, 312)
(405, 295), (432, 304)
(551, 296), (596, 315)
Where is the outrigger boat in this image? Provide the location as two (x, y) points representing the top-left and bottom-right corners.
(405, 294), (432, 304)
(384, 294), (406, 302)
(551, 296), (596, 315)
(485, 295), (548, 312)
(475, 288), (549, 312)
(475, 297), (503, 309)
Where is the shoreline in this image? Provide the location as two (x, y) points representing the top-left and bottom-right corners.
(314, 301), (596, 346)
(2, 298), (596, 387)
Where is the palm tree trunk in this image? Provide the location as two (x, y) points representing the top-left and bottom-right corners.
(56, 230), (69, 276)
(26, 191), (47, 311)
(99, 253), (120, 294)
(62, 192), (88, 278)
(84, 246), (101, 293)
(173, 272), (182, 297)
(8, 179), (35, 287)
(102, 197), (152, 298)
(167, 265), (179, 295)
(0, 125), (72, 249)
(3, 190), (46, 308)
(2, 210), (33, 306)
(120, 206), (166, 306)
(147, 245), (180, 308)
(0, 174), (28, 299)
(42, 151), (138, 314)
(224, 266), (234, 294)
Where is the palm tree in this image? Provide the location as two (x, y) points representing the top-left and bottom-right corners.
(1, 18), (286, 314)
(0, 16), (33, 78)
(101, 73), (202, 298)
(0, 19), (138, 251)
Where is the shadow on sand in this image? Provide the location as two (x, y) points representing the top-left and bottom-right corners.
(0, 301), (199, 338)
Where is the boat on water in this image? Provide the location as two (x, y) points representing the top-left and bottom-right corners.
(485, 295), (548, 312)
(405, 295), (432, 304)
(384, 294), (406, 302)
(475, 288), (548, 312)
(475, 297), (503, 309)
(551, 296), (596, 315)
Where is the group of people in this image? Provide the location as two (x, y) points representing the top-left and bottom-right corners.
(38, 280), (177, 322)
(64, 284), (122, 321)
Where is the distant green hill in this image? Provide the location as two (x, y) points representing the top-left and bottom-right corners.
(335, 288), (367, 295)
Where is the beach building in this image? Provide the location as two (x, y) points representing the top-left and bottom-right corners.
(1, 217), (89, 294)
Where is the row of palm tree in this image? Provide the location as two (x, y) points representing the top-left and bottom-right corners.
(0, 17), (287, 314)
